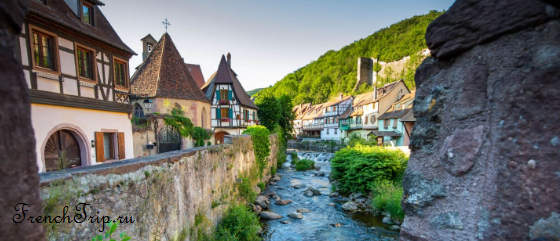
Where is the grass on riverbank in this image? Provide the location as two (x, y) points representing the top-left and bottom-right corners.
(371, 181), (404, 220)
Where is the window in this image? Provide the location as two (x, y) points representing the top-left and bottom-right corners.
(334, 129), (338, 134)
(95, 132), (125, 162)
(383, 119), (388, 128)
(133, 104), (144, 118)
(327, 129), (329, 134)
(147, 44), (152, 52)
(220, 89), (228, 100)
(32, 31), (55, 70)
(365, 116), (368, 124)
(393, 119), (398, 128)
(76, 47), (94, 79)
(114, 58), (128, 88)
(221, 108), (229, 119)
(82, 3), (93, 25)
(103, 133), (115, 160)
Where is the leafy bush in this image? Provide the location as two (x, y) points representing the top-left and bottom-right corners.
(213, 203), (261, 241)
(331, 144), (408, 194)
(192, 127), (211, 147)
(236, 175), (257, 203)
(295, 159), (315, 171)
(243, 125), (271, 174)
(348, 133), (377, 147)
(270, 166), (277, 175)
(257, 182), (265, 191)
(290, 152), (298, 160)
(371, 181), (404, 221)
(207, 141), (212, 146)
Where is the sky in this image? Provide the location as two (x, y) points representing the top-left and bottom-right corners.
(101, 0), (455, 91)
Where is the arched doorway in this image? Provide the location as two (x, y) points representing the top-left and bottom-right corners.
(158, 125), (182, 153)
(44, 130), (82, 172)
(215, 131), (229, 145)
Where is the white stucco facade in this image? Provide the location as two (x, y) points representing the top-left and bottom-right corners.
(31, 104), (134, 172)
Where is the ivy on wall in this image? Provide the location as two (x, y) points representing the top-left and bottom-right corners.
(243, 125), (271, 175)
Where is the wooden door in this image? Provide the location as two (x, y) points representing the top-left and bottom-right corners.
(215, 132), (227, 144)
(44, 130), (81, 172)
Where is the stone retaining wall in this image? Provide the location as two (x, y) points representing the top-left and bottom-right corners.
(37, 135), (278, 241)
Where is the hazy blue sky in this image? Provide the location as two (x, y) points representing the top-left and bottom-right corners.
(101, 0), (454, 91)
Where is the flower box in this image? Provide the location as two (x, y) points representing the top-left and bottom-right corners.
(218, 100), (230, 105)
(220, 117), (230, 122)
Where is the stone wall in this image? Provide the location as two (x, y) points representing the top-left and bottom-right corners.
(401, 1), (559, 240)
(38, 135), (278, 241)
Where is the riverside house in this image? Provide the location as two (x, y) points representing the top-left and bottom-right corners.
(293, 103), (312, 137)
(338, 80), (411, 141)
(18, 0), (136, 172)
(201, 53), (259, 144)
(376, 91), (416, 146)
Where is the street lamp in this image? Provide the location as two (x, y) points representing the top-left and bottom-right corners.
(143, 97), (153, 112)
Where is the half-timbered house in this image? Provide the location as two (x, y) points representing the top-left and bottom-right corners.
(201, 53), (259, 144)
(16, 0), (136, 172)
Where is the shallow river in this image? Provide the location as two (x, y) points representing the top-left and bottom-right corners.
(260, 151), (400, 241)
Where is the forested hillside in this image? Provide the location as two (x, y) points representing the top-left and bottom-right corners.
(257, 10), (443, 105)
(247, 88), (264, 97)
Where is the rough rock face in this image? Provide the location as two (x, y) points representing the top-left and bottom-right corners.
(401, 1), (560, 240)
(0, 1), (46, 240)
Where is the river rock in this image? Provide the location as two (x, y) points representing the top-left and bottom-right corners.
(382, 216), (393, 225)
(304, 189), (314, 197)
(342, 202), (358, 212)
(288, 212), (303, 219)
(329, 192), (339, 198)
(275, 199), (292, 205)
(297, 208), (311, 213)
(316, 171), (325, 177)
(262, 191), (276, 197)
(259, 212), (282, 220)
(255, 195), (270, 209)
(293, 183), (306, 189)
(349, 193), (364, 200)
(331, 223), (343, 227)
(328, 203), (336, 206)
(315, 166), (321, 171)
(271, 194), (281, 201)
(281, 220), (290, 224)
(389, 225), (401, 231)
(249, 204), (262, 213)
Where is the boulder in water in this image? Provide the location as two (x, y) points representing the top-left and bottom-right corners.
(382, 216), (393, 225)
(275, 199), (292, 205)
(293, 183), (306, 189)
(329, 192), (339, 198)
(389, 225), (401, 231)
(288, 212), (303, 219)
(259, 211), (282, 220)
(316, 171), (325, 177)
(342, 202), (358, 212)
(297, 208), (311, 213)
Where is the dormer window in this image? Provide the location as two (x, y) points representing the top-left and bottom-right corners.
(82, 3), (93, 25)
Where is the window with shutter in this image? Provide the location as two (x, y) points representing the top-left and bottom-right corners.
(118, 132), (125, 159)
(95, 132), (104, 162)
(216, 90), (221, 100)
(229, 109), (233, 118)
(393, 119), (398, 128)
(228, 90), (233, 100)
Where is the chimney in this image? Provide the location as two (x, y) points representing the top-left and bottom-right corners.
(339, 93), (343, 100)
(227, 52), (231, 67)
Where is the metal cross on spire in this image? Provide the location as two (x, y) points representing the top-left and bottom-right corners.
(162, 18), (171, 33)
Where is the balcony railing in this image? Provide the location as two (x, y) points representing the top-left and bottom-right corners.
(302, 123), (324, 130)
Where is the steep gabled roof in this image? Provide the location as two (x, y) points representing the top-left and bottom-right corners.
(185, 63), (205, 88)
(130, 33), (209, 102)
(202, 55), (258, 109)
(29, 0), (135, 55)
(378, 92), (415, 120)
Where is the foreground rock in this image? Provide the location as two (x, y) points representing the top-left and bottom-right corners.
(341, 202), (357, 212)
(329, 192), (339, 198)
(401, 0), (560, 240)
(382, 216), (393, 225)
(293, 183), (306, 189)
(303, 187), (322, 197)
(255, 195), (270, 209)
(259, 212), (282, 220)
(288, 212), (303, 219)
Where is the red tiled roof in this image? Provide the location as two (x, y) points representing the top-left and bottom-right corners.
(185, 63), (205, 88)
(130, 33), (209, 102)
(29, 0), (135, 55)
(202, 55), (258, 109)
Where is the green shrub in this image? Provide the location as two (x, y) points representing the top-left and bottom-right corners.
(348, 133), (377, 147)
(331, 144), (408, 194)
(270, 166), (277, 175)
(192, 127), (211, 147)
(371, 181), (404, 221)
(257, 182), (265, 191)
(277, 152), (286, 168)
(290, 152), (298, 160)
(207, 141), (212, 146)
(91, 221), (131, 241)
(295, 159), (315, 171)
(243, 125), (271, 175)
(236, 175), (257, 203)
(213, 203), (261, 241)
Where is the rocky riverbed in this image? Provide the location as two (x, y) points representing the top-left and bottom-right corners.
(256, 151), (400, 241)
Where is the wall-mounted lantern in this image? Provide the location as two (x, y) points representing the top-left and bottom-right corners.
(143, 97), (153, 112)
(91, 140), (95, 148)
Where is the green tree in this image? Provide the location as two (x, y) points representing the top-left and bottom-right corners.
(255, 93), (281, 132)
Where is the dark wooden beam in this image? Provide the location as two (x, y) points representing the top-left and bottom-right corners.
(30, 89), (132, 113)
